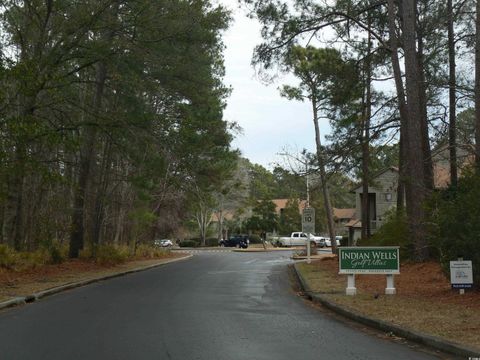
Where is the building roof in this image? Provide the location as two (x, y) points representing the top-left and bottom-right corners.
(345, 219), (362, 228)
(351, 148), (475, 192)
(433, 154), (475, 189)
(270, 199), (308, 214)
(333, 207), (356, 220)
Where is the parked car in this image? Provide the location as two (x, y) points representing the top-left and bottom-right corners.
(324, 236), (342, 247)
(273, 232), (325, 248)
(219, 235), (249, 248)
(154, 239), (173, 247)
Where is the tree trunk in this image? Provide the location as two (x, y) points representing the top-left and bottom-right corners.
(10, 147), (26, 251)
(448, 0), (458, 186)
(361, 14), (372, 240)
(416, 17), (434, 191)
(387, 0), (408, 212)
(217, 209), (224, 241)
(195, 198), (211, 247)
(402, 0), (429, 261)
(475, 0), (480, 168)
(69, 61), (107, 258)
(92, 138), (113, 246)
(311, 98), (337, 253)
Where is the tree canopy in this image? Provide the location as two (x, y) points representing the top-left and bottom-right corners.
(0, 0), (238, 255)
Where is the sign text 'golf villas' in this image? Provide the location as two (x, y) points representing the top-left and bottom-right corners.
(339, 247), (400, 274)
(339, 247), (400, 295)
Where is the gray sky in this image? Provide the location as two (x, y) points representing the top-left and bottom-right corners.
(220, 0), (331, 170)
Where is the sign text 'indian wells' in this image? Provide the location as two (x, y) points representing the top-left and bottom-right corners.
(339, 247), (400, 274)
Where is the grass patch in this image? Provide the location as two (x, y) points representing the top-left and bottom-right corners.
(296, 259), (344, 294)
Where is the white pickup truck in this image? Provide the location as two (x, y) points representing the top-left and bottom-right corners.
(273, 232), (326, 248)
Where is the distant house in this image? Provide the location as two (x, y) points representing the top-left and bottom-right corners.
(346, 143), (475, 244)
(348, 167), (400, 243)
(271, 199), (355, 236)
(270, 199), (308, 216)
(333, 207), (356, 236)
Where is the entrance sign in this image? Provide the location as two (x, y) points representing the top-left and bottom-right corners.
(339, 247), (400, 274)
(339, 247), (400, 296)
(302, 207), (315, 234)
(450, 261), (473, 289)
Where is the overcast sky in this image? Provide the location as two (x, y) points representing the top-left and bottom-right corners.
(220, 0), (331, 170)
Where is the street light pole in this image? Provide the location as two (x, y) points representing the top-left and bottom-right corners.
(306, 162), (310, 208)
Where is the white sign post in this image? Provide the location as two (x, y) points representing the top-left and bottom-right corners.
(450, 259), (473, 295)
(339, 247), (400, 296)
(302, 208), (315, 264)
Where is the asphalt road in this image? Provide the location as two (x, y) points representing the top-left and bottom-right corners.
(0, 251), (446, 360)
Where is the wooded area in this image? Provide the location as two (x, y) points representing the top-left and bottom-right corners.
(243, 0), (480, 267)
(0, 0), (237, 256)
(1, 0), (480, 285)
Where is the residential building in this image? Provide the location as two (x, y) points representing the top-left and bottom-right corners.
(346, 143), (475, 244)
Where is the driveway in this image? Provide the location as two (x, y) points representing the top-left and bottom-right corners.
(0, 251), (443, 359)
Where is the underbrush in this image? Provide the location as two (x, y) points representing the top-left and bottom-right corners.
(135, 244), (170, 259)
(0, 242), (68, 271)
(80, 244), (130, 265)
(81, 243), (172, 265)
(359, 209), (413, 259)
(0, 241), (172, 270)
(427, 169), (480, 286)
(179, 240), (199, 248)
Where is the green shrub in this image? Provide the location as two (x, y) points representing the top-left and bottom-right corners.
(135, 244), (169, 258)
(94, 244), (130, 265)
(179, 240), (199, 248)
(204, 238), (219, 247)
(24, 249), (50, 267)
(428, 169), (480, 286)
(0, 244), (17, 269)
(359, 208), (413, 260)
(249, 234), (262, 244)
(79, 246), (93, 260)
(41, 242), (68, 265)
(0, 245), (59, 270)
(49, 246), (64, 264)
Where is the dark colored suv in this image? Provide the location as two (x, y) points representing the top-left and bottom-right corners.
(219, 235), (249, 248)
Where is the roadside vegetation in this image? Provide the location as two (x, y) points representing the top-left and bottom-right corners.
(240, 0), (480, 270)
(296, 258), (480, 350)
(0, 242), (174, 271)
(0, 0), (237, 257)
(1, 0), (480, 338)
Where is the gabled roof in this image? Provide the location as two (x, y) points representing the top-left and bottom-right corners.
(433, 153), (475, 189)
(333, 207), (355, 220)
(345, 219), (362, 228)
(270, 199), (308, 214)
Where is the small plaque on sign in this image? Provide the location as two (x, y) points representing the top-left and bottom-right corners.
(450, 261), (473, 289)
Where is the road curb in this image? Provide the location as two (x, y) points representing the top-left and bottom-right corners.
(293, 263), (480, 358)
(232, 248), (293, 252)
(0, 255), (192, 311)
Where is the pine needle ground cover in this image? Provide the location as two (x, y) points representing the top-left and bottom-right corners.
(296, 258), (480, 350)
(0, 253), (186, 303)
